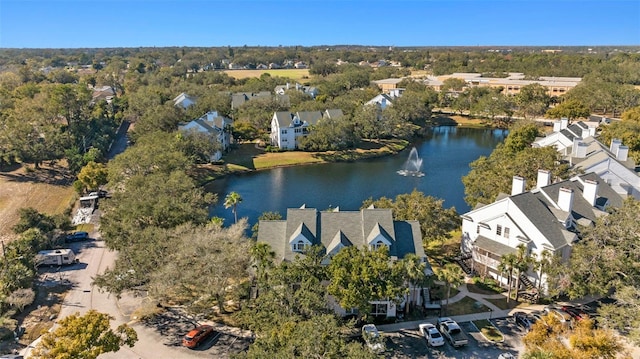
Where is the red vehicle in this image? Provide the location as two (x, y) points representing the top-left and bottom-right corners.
(182, 324), (215, 348)
(561, 305), (589, 321)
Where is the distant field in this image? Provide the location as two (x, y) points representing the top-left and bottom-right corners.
(223, 69), (310, 82)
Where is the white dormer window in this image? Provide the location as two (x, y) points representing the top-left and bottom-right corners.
(371, 240), (387, 251)
(292, 240), (308, 252)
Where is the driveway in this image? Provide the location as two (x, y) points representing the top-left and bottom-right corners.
(384, 317), (523, 359)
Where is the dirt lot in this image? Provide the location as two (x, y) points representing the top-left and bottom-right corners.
(0, 163), (76, 241)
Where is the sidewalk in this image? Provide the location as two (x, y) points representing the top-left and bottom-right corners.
(378, 282), (546, 332)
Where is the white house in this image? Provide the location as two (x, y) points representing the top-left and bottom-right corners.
(534, 121), (640, 199)
(567, 137), (640, 199)
(257, 206), (430, 318)
(173, 92), (196, 109)
(274, 83), (318, 99)
(178, 111), (233, 161)
(270, 109), (343, 150)
(460, 171), (623, 293)
(532, 119), (595, 154)
(365, 88), (405, 110)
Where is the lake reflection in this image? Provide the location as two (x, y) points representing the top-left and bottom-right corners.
(207, 126), (507, 227)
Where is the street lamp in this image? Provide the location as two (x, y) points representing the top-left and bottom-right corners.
(488, 308), (493, 320)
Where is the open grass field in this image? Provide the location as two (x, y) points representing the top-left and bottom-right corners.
(223, 69), (311, 82)
(0, 163), (76, 241)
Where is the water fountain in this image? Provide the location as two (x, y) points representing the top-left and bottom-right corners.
(397, 147), (425, 177)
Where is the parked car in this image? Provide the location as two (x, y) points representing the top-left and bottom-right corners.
(543, 307), (573, 327)
(436, 317), (468, 347)
(362, 324), (384, 353)
(182, 324), (215, 348)
(418, 323), (445, 347)
(88, 190), (108, 198)
(560, 305), (589, 321)
(65, 231), (89, 243)
(513, 311), (536, 331)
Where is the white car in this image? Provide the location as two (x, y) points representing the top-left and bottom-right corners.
(418, 323), (445, 347)
(362, 324), (384, 353)
(498, 353), (516, 359)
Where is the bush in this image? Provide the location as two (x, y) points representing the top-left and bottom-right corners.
(472, 277), (504, 293)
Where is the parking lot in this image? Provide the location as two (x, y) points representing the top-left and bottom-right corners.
(384, 317), (525, 359)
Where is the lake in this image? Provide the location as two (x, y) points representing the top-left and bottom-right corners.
(207, 126), (508, 227)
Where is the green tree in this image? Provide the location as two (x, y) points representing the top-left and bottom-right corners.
(327, 246), (406, 319)
(545, 99), (590, 121)
(516, 83), (551, 118)
(149, 221), (251, 314)
(77, 161), (108, 192)
(12, 207), (56, 234)
(498, 253), (517, 303)
(32, 310), (137, 359)
(512, 244), (531, 301)
(436, 263), (465, 313)
(362, 190), (459, 247)
(224, 191), (243, 224)
(559, 198), (640, 345)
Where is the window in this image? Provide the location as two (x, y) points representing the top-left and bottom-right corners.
(282, 129), (287, 134)
(370, 303), (388, 316)
(371, 240), (386, 250)
(504, 227), (510, 239)
(292, 240), (308, 252)
(496, 225), (502, 236)
(295, 128), (302, 134)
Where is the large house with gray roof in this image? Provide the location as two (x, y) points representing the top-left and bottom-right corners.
(257, 206), (430, 318)
(460, 171), (623, 294)
(532, 119), (596, 154)
(533, 120), (639, 199)
(270, 109), (343, 150)
(178, 111), (233, 161)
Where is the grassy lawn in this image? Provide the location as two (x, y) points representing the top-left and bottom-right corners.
(194, 139), (410, 185)
(485, 297), (527, 311)
(223, 69), (310, 82)
(0, 163), (76, 241)
(466, 279), (505, 295)
(472, 319), (503, 342)
(443, 296), (489, 316)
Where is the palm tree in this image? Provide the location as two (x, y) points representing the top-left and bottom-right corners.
(535, 249), (552, 292)
(437, 263), (465, 314)
(224, 191), (243, 223)
(250, 242), (275, 288)
(399, 254), (427, 309)
(498, 253), (517, 303)
(513, 244), (531, 301)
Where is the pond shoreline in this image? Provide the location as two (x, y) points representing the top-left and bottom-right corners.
(196, 121), (499, 186)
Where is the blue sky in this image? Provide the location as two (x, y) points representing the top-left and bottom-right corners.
(1, 0), (638, 48)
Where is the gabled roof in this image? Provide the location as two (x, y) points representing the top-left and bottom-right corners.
(474, 235), (517, 256)
(508, 192), (573, 249)
(297, 111), (323, 125)
(466, 173), (624, 251)
(273, 110), (341, 129)
(326, 230), (352, 255)
(257, 207), (424, 263)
